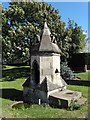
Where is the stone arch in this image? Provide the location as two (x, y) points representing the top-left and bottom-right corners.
(32, 60), (40, 85)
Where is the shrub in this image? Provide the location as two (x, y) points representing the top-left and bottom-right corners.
(60, 62), (75, 80)
(68, 100), (81, 111)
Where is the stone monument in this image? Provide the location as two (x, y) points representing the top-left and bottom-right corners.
(23, 22), (85, 108)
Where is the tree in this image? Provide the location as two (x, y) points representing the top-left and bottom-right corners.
(2, 2), (87, 64)
(67, 19), (86, 58)
(2, 2), (67, 64)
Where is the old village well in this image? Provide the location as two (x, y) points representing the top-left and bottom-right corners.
(23, 22), (85, 108)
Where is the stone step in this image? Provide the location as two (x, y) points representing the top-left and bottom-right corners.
(77, 97), (87, 105)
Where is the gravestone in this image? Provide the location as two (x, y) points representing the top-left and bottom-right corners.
(22, 22), (86, 108)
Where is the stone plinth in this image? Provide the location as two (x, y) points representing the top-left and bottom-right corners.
(49, 89), (82, 108)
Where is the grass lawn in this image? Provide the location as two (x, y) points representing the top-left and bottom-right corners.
(0, 65), (89, 118)
(74, 72), (89, 80)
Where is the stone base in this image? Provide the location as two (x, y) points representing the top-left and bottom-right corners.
(23, 87), (87, 108)
(49, 89), (85, 108)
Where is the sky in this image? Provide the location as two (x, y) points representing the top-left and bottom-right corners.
(48, 2), (88, 33)
(0, 0), (89, 2)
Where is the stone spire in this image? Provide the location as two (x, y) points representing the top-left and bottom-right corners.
(39, 22), (52, 52)
(39, 22), (60, 53)
(43, 22), (51, 36)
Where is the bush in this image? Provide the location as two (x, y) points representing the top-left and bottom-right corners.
(68, 100), (81, 111)
(60, 62), (75, 80)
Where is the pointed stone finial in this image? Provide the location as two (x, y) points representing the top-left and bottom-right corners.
(43, 22), (51, 35)
(44, 22), (48, 29)
(39, 21), (61, 53)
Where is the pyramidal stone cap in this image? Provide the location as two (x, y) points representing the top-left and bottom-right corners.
(31, 22), (61, 54)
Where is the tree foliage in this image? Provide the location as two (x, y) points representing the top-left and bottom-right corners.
(2, 2), (86, 64)
(67, 19), (86, 57)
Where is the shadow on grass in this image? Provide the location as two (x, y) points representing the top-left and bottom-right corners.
(2, 67), (30, 81)
(0, 88), (23, 101)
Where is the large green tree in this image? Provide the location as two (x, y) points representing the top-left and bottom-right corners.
(2, 2), (67, 64)
(2, 2), (86, 64)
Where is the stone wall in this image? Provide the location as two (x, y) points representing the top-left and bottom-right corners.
(40, 55), (53, 83)
(31, 53), (64, 87)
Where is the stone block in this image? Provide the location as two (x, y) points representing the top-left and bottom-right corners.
(49, 89), (82, 108)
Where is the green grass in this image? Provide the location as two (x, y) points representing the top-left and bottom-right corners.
(1, 65), (30, 82)
(1, 100), (88, 118)
(74, 72), (89, 80)
(2, 65), (30, 70)
(0, 65), (89, 118)
(67, 85), (88, 98)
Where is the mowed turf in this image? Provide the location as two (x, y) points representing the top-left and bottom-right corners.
(75, 71), (89, 80)
(0, 65), (89, 118)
